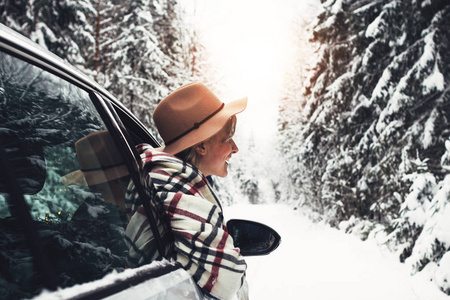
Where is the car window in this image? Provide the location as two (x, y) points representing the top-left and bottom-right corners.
(0, 51), (133, 299)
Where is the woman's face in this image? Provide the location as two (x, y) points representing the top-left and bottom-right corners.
(195, 125), (239, 177)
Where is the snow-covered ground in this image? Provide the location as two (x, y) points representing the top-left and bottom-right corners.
(225, 204), (449, 300)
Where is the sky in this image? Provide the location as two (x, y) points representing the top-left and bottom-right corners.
(181, 0), (321, 205)
(181, 0), (320, 149)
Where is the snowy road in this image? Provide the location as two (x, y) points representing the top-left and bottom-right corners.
(225, 204), (449, 300)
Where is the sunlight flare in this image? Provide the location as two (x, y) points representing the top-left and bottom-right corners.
(232, 35), (280, 84)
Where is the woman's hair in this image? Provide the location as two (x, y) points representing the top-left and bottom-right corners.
(175, 115), (237, 167)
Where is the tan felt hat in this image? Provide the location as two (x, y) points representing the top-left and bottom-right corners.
(153, 82), (247, 155)
(75, 130), (129, 186)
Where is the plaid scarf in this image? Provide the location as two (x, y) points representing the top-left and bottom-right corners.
(125, 144), (247, 300)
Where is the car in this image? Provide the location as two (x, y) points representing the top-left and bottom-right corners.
(0, 23), (280, 300)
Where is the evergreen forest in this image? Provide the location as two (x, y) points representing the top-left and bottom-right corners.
(278, 0), (450, 295)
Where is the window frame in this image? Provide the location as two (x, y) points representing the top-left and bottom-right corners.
(90, 92), (167, 257)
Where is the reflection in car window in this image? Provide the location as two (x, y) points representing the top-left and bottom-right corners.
(0, 51), (131, 299)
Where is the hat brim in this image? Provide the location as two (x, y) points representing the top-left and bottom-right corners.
(82, 164), (129, 186)
(62, 165), (129, 187)
(61, 170), (87, 186)
(158, 96), (248, 155)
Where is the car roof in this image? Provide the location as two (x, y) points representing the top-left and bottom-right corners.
(0, 24), (112, 98)
(1, 24), (135, 114)
(0, 23), (157, 145)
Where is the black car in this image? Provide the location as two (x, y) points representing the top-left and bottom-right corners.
(0, 24), (280, 299)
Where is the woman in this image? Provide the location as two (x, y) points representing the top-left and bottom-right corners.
(125, 82), (248, 300)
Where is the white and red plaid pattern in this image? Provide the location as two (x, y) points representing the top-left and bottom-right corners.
(125, 144), (247, 299)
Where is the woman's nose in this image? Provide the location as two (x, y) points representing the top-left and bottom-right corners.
(230, 139), (239, 153)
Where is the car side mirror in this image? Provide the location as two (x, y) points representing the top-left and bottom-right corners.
(227, 219), (281, 256)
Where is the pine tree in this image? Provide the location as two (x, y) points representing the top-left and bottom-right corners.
(280, 0), (450, 293)
(0, 0), (97, 70)
(94, 0), (195, 133)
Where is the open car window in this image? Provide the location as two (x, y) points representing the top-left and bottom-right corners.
(0, 50), (134, 299)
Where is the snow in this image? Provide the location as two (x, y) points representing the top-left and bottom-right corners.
(401, 172), (437, 226)
(420, 31), (444, 93)
(408, 174), (450, 258)
(423, 60), (444, 93)
(422, 108), (438, 149)
(86, 202), (108, 218)
(365, 12), (384, 39)
(441, 140), (450, 166)
(436, 252), (450, 293)
(225, 204), (450, 300)
(33, 260), (192, 300)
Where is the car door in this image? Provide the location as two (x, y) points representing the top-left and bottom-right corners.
(0, 25), (202, 300)
(0, 48), (127, 298)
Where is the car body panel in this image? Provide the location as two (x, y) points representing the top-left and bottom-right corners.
(32, 259), (202, 300)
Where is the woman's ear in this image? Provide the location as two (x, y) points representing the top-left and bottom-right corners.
(194, 143), (207, 156)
